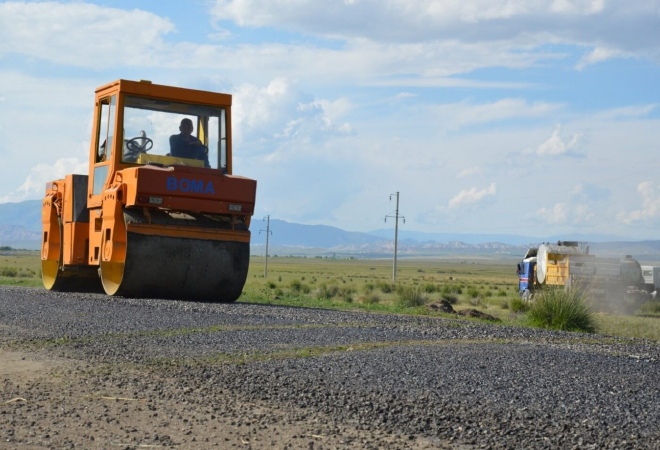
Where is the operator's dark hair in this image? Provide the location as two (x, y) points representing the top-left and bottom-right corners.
(180, 118), (193, 126)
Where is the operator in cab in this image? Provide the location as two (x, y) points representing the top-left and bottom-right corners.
(169, 118), (211, 168)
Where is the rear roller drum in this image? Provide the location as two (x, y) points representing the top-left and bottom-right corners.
(42, 222), (102, 293)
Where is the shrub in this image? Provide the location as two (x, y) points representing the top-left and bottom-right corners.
(423, 283), (437, 293)
(638, 300), (660, 315)
(267, 281), (277, 289)
(338, 286), (356, 298)
(290, 279), (302, 291)
(362, 293), (381, 305)
(0, 267), (17, 277)
(509, 296), (529, 313)
(441, 293), (459, 304)
(377, 282), (395, 293)
(467, 287), (480, 299)
(395, 285), (427, 308)
(317, 284), (340, 300)
(441, 284), (464, 296)
(363, 283), (375, 293)
(527, 288), (596, 333)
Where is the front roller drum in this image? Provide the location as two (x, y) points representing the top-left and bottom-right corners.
(100, 232), (250, 302)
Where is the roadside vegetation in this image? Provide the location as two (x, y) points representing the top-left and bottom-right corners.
(1, 249), (659, 341)
(0, 249), (42, 287)
(526, 287), (597, 333)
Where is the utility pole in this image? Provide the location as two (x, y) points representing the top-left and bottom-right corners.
(260, 215), (272, 277)
(384, 192), (405, 282)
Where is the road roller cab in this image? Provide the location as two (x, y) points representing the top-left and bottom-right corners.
(41, 80), (257, 302)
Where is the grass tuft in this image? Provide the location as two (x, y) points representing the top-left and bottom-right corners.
(509, 297), (529, 313)
(527, 288), (597, 333)
(638, 300), (660, 316)
(316, 284), (339, 299)
(362, 293), (381, 305)
(395, 285), (427, 308)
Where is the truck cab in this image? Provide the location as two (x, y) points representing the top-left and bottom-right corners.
(517, 247), (538, 301)
(641, 265), (660, 297)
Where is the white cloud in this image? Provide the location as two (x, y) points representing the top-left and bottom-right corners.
(571, 183), (610, 202)
(0, 158), (88, 203)
(448, 183), (497, 209)
(620, 181), (660, 224)
(536, 124), (584, 157)
(1, 0), (653, 96)
(232, 78), (354, 154)
(533, 202), (569, 225)
(0, 72), (92, 187)
(576, 46), (629, 70)
(0, 2), (555, 83)
(528, 199), (603, 227)
(594, 104), (658, 121)
(210, 0), (611, 38)
(551, 0), (605, 14)
(457, 166), (483, 178)
(0, 2), (175, 68)
(432, 99), (562, 131)
(572, 204), (597, 224)
(210, 0), (660, 65)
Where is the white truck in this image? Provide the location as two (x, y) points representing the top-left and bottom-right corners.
(641, 266), (660, 297)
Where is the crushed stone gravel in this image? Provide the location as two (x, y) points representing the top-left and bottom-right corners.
(0, 286), (658, 449)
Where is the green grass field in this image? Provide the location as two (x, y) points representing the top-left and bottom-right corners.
(0, 249), (42, 287)
(2, 251), (659, 341)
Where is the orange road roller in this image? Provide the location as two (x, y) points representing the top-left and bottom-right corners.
(41, 80), (256, 301)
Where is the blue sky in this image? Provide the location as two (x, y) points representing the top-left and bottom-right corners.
(1, 0), (660, 240)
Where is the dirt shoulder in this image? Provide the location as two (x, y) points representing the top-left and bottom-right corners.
(1, 350), (446, 449)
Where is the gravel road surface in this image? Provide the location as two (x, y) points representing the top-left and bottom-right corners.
(0, 286), (659, 449)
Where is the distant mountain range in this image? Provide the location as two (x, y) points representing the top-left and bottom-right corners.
(2, 200), (660, 262)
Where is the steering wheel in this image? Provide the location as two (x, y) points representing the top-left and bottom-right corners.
(126, 136), (154, 154)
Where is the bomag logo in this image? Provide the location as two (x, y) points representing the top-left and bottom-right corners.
(166, 177), (215, 195)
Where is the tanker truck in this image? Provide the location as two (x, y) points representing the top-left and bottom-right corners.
(517, 241), (649, 307)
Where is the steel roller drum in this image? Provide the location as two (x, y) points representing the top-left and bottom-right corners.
(101, 232), (250, 302)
